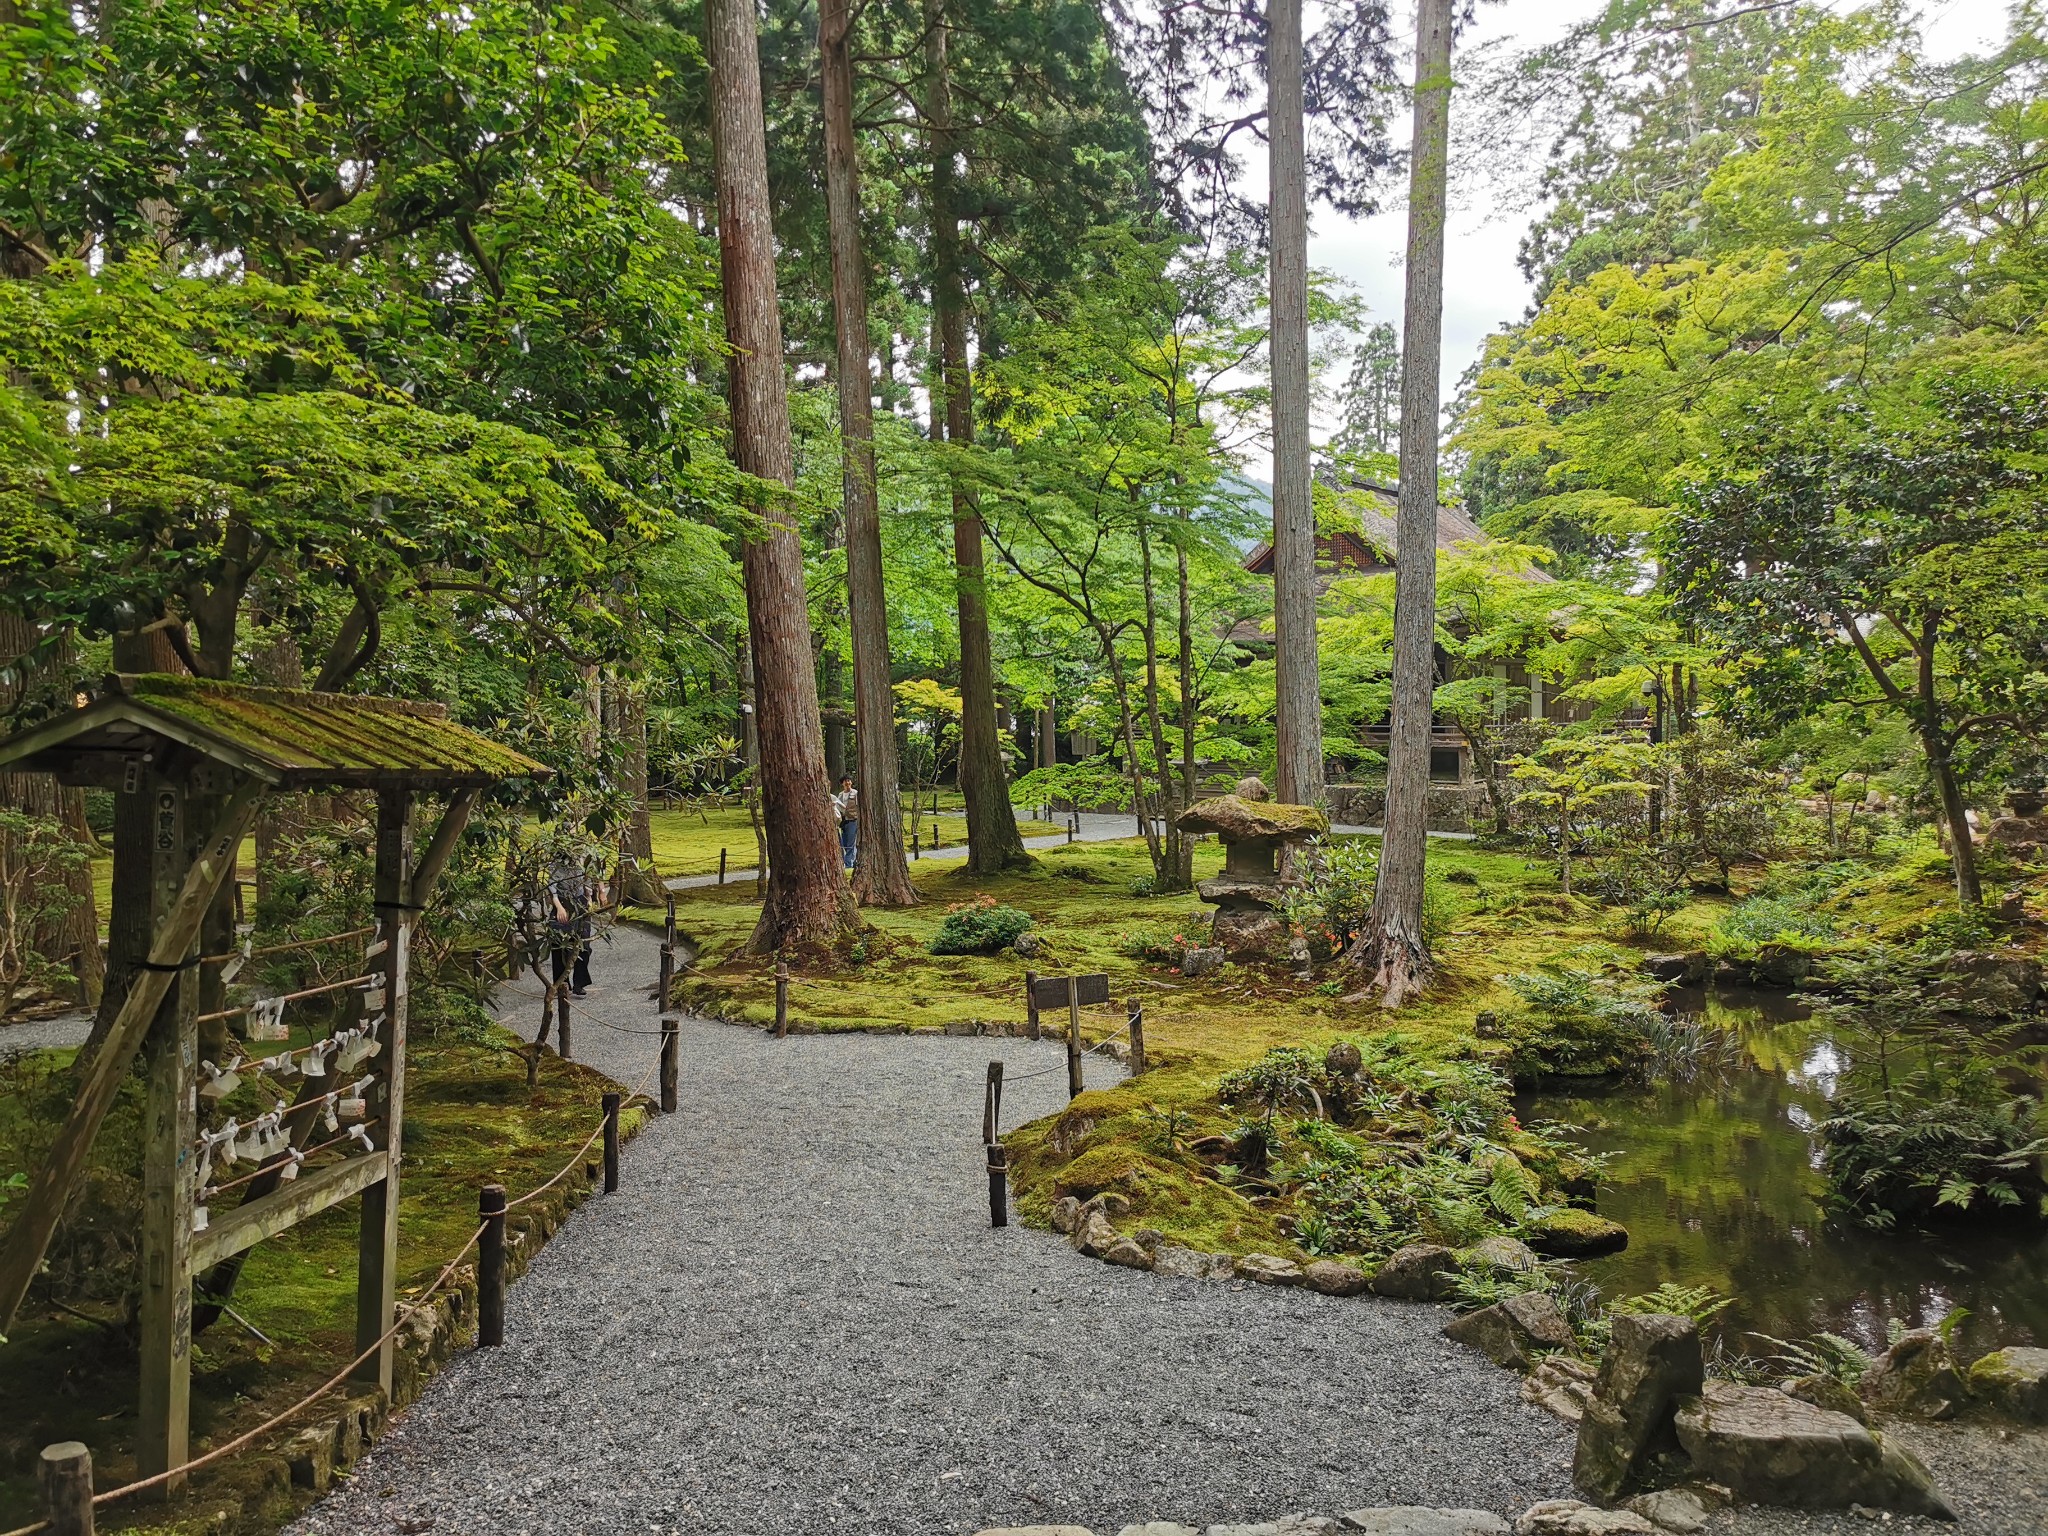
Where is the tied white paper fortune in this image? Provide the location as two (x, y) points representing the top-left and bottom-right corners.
(257, 1050), (298, 1082)
(246, 994), (289, 1042)
(277, 1145), (305, 1182)
(346, 1123), (376, 1153)
(219, 935), (252, 987)
(357, 983), (388, 1013)
(192, 1205), (209, 1233)
(365, 936), (388, 961)
(198, 1058), (245, 1102)
(300, 1038), (334, 1080)
(334, 1020), (383, 1074)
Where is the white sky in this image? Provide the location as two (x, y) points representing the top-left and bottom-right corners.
(1239, 0), (2014, 477)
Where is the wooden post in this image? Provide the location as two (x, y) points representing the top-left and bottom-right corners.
(982, 1059), (1004, 1145)
(39, 1441), (93, 1536)
(138, 771), (201, 1493)
(718, 846), (727, 885)
(1023, 970), (1040, 1040)
(1065, 975), (1083, 1100)
(774, 962), (790, 1037)
(930, 822), (939, 851)
(986, 1143), (1008, 1228)
(602, 1092), (621, 1194)
(1127, 998), (1147, 1076)
(658, 939), (674, 1015)
(353, 787), (412, 1399)
(660, 1014), (680, 1114)
(478, 1185), (506, 1348)
(554, 982), (572, 1061)
(1067, 814), (1077, 844)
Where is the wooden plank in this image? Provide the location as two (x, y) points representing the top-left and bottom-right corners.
(0, 777), (262, 1335)
(1031, 972), (1108, 1009)
(353, 789), (411, 1395)
(191, 1152), (390, 1271)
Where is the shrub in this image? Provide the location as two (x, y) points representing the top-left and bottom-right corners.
(1276, 837), (1380, 962)
(1716, 892), (1837, 950)
(928, 897), (1036, 955)
(1117, 920), (1193, 963)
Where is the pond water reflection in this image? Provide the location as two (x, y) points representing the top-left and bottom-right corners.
(1520, 986), (2048, 1359)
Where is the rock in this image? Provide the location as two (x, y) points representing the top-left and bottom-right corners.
(1443, 1291), (1575, 1370)
(1460, 1235), (1540, 1275)
(1204, 1519), (1337, 1536)
(1153, 1244), (1228, 1280)
(1133, 1227), (1167, 1252)
(1641, 952), (1708, 984)
(1525, 1208), (1629, 1259)
(1621, 1491), (1708, 1535)
(1233, 1253), (1304, 1286)
(1523, 1355), (1599, 1425)
(1571, 1312), (1704, 1502)
(1750, 943), (1816, 986)
(1784, 1373), (1868, 1425)
(1079, 1190), (1133, 1219)
(1072, 1208), (1119, 1258)
(1325, 1041), (1363, 1077)
(1102, 1238), (1154, 1270)
(1178, 794), (1330, 842)
(1937, 950), (2044, 1016)
(287, 1423), (337, 1492)
(1513, 1501), (1655, 1535)
(1181, 946), (1228, 978)
(1210, 908), (1293, 961)
(1966, 1346), (2048, 1422)
(1301, 1259), (1370, 1297)
(975, 1528), (1096, 1536)
(1862, 1328), (1967, 1420)
(1117, 1525), (1200, 1536)
(1341, 1508), (1508, 1534)
(1050, 1196), (1081, 1235)
(1012, 931), (1045, 959)
(1673, 1380), (1954, 1517)
(1368, 1244), (1460, 1301)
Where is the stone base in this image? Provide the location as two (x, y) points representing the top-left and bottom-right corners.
(1211, 908), (1291, 961)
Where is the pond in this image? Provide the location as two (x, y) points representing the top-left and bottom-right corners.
(1521, 985), (2048, 1362)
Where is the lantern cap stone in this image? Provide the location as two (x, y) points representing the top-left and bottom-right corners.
(1178, 794), (1328, 842)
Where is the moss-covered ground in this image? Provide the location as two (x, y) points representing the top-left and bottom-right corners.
(645, 798), (1061, 878)
(0, 1030), (640, 1533)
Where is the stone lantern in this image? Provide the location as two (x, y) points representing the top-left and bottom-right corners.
(1177, 776), (1328, 959)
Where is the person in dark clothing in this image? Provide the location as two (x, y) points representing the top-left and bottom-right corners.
(546, 857), (600, 996)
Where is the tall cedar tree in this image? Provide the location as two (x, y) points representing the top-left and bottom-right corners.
(707, 0), (860, 956)
(926, 0), (1030, 873)
(1350, 0), (1453, 1006)
(1268, 0), (1321, 805)
(821, 0), (918, 905)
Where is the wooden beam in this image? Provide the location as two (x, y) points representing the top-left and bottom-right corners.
(407, 789), (478, 906)
(353, 789), (412, 1396)
(191, 1152), (389, 1271)
(0, 777), (263, 1335)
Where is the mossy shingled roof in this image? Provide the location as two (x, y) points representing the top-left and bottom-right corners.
(0, 674), (547, 789)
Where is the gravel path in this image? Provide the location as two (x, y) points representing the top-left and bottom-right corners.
(292, 923), (1576, 1535)
(0, 1008), (91, 1059)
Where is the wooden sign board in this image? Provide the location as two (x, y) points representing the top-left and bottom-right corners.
(1031, 972), (1110, 1009)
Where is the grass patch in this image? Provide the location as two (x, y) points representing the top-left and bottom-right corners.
(646, 799), (1060, 879)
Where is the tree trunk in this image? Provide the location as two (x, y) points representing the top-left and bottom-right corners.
(0, 617), (103, 1010)
(707, 0), (859, 959)
(822, 0), (917, 908)
(610, 675), (666, 906)
(1138, 529), (1189, 890)
(1268, 0), (1321, 808)
(1175, 533), (1198, 888)
(1924, 729), (1982, 908)
(1349, 0), (1453, 1008)
(927, 0), (1030, 874)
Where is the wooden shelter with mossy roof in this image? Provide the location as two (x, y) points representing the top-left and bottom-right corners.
(0, 674), (545, 1493)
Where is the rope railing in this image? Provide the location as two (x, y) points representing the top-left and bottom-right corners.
(13, 972), (671, 1536)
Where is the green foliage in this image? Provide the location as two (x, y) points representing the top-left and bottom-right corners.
(1754, 1331), (1876, 1390)
(928, 898), (1037, 956)
(0, 808), (92, 1022)
(1494, 966), (1664, 1081)
(1276, 837), (1381, 962)
(1716, 893), (1838, 950)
